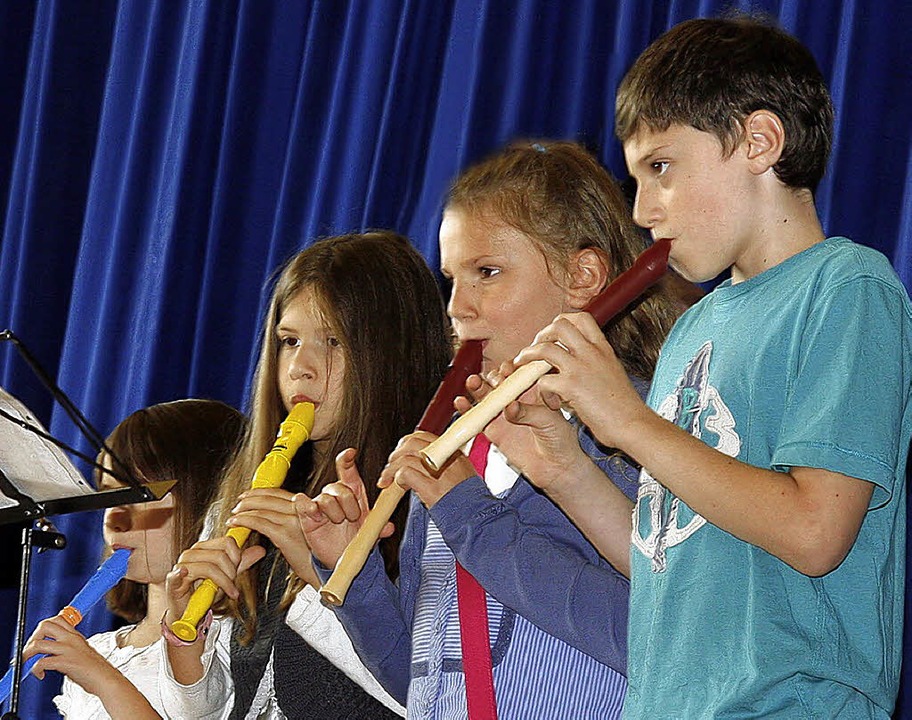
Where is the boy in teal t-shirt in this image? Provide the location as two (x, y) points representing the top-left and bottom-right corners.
(514, 16), (911, 718)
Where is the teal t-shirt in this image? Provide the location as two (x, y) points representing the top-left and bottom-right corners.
(625, 237), (912, 719)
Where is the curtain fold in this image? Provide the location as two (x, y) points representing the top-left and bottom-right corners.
(0, 1), (909, 717)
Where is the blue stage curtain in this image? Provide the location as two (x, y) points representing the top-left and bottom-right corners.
(0, 1), (909, 717)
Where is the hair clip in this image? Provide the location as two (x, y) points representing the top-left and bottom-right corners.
(531, 143), (547, 153)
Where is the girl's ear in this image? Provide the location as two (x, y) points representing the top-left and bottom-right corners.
(566, 247), (610, 310)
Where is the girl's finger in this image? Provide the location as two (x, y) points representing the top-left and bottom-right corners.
(25, 638), (68, 659)
(237, 545), (266, 574)
(312, 492), (352, 525)
(563, 309), (609, 344)
(30, 657), (50, 680)
(178, 537), (243, 568)
(165, 566), (194, 595)
(239, 487), (294, 501)
(227, 511), (289, 542)
(321, 483), (363, 522)
(232, 493), (294, 515)
(179, 560), (241, 599)
(292, 493), (323, 522)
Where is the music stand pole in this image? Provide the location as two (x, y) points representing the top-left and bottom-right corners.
(1, 521), (66, 720)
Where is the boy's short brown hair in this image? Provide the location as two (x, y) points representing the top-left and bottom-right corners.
(615, 16), (833, 192)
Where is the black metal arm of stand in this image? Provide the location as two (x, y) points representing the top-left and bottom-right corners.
(1, 521), (66, 720)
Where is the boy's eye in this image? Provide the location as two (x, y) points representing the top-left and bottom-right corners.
(651, 161), (669, 176)
(479, 266), (500, 279)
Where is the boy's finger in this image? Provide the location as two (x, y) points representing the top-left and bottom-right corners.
(463, 373), (489, 399)
(453, 395), (473, 415)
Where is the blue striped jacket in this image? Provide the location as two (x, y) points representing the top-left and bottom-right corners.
(318, 421), (637, 718)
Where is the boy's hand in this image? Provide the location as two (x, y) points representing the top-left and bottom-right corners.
(293, 448), (395, 569)
(378, 431), (475, 508)
(515, 311), (649, 449)
(227, 487), (318, 587)
(457, 367), (592, 492)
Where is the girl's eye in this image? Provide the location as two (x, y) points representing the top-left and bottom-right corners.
(327, 336), (341, 348)
(279, 336), (300, 349)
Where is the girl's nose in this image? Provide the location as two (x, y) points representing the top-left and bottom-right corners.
(287, 346), (318, 381)
(447, 279), (477, 322)
(103, 505), (132, 533)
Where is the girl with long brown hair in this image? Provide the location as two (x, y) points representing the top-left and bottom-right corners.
(161, 232), (452, 719)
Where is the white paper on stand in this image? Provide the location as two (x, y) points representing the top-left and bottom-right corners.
(0, 387), (93, 510)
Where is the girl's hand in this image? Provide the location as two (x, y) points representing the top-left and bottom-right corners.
(294, 448), (395, 569)
(514, 312), (648, 449)
(24, 617), (162, 719)
(227, 488), (318, 587)
(377, 431), (475, 508)
(456, 367), (592, 492)
(23, 616), (114, 690)
(167, 536), (265, 619)
(164, 535), (264, 687)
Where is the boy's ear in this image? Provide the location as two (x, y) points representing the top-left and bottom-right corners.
(566, 247), (610, 309)
(743, 110), (785, 175)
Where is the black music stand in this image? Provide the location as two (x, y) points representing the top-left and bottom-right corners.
(0, 330), (174, 719)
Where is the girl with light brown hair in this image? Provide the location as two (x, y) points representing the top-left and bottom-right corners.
(161, 231), (452, 719)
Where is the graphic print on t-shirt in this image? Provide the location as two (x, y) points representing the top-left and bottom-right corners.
(632, 342), (742, 571)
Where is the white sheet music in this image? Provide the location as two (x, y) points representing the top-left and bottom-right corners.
(0, 387), (93, 510)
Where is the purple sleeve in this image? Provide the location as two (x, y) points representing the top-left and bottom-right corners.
(315, 550), (412, 704)
(314, 494), (434, 706)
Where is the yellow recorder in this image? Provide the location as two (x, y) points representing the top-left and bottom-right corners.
(169, 401), (315, 642)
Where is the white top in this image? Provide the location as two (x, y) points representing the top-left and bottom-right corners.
(159, 584), (405, 719)
(53, 626), (169, 719)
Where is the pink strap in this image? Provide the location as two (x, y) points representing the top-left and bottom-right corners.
(456, 433), (498, 719)
(161, 609), (213, 647)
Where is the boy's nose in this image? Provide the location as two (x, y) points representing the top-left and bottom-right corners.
(632, 187), (662, 229)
